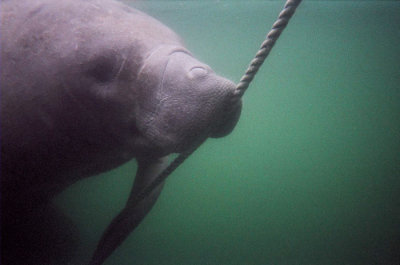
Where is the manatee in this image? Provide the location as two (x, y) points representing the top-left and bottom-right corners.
(0, 0), (242, 264)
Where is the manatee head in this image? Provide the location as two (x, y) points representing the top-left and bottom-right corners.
(135, 45), (242, 156)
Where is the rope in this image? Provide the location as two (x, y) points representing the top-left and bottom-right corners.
(132, 0), (303, 206)
(133, 145), (198, 203)
(234, 0), (303, 98)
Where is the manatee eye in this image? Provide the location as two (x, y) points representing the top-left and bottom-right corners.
(86, 56), (116, 83)
(188, 66), (207, 79)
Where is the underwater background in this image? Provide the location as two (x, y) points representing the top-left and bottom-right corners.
(54, 1), (400, 264)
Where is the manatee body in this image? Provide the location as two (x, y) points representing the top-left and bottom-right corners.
(0, 0), (241, 264)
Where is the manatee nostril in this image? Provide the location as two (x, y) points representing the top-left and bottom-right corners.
(188, 66), (207, 79)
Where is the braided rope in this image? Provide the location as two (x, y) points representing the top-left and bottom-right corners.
(234, 0), (303, 98)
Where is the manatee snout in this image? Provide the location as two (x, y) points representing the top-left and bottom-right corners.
(139, 49), (241, 153)
(179, 57), (242, 139)
(136, 48), (242, 155)
(208, 79), (242, 139)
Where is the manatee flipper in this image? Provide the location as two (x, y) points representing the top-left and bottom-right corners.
(89, 156), (169, 265)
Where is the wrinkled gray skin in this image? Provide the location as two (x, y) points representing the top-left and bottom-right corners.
(0, 0), (242, 264)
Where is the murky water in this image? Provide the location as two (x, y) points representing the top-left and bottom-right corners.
(55, 1), (400, 264)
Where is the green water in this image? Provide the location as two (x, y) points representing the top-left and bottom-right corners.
(55, 1), (400, 264)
